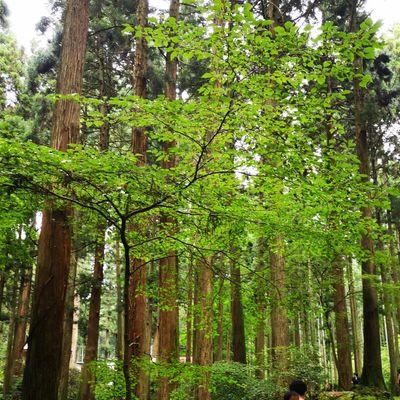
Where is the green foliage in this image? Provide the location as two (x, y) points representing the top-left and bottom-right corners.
(210, 348), (325, 400)
(67, 368), (81, 400)
(90, 360), (126, 400)
(0, 32), (24, 109)
(211, 347), (324, 400)
(211, 362), (259, 400)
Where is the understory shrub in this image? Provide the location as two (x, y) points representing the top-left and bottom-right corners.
(89, 345), (325, 400)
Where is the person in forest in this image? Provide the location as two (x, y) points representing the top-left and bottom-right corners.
(352, 372), (360, 386)
(284, 391), (300, 400)
(289, 380), (307, 400)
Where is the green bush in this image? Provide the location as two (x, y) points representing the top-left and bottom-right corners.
(210, 346), (326, 400)
(87, 345), (325, 400)
(90, 360), (126, 400)
(67, 368), (81, 400)
(211, 362), (253, 400)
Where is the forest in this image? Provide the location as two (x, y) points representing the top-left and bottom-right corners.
(0, 0), (400, 399)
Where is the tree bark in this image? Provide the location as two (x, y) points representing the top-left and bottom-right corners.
(157, 251), (179, 399)
(59, 249), (78, 400)
(3, 270), (18, 397)
(127, 257), (151, 400)
(348, 0), (384, 387)
(80, 43), (111, 399)
(157, 1), (180, 397)
(116, 240), (124, 360)
(332, 255), (352, 390)
(193, 257), (213, 400)
(346, 260), (362, 375)
(131, 0), (149, 163)
(11, 264), (32, 383)
(186, 257), (193, 363)
(269, 236), (289, 372)
(21, 1), (89, 398)
(123, 0), (151, 397)
(80, 229), (105, 400)
(375, 207), (399, 394)
(354, 68), (385, 388)
(380, 258), (398, 394)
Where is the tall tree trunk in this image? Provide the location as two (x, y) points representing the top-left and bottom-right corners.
(127, 257), (151, 400)
(349, 0), (384, 388)
(230, 257), (246, 363)
(269, 236), (289, 372)
(388, 215), (400, 381)
(354, 60), (385, 389)
(59, 250), (78, 400)
(116, 240), (124, 359)
(193, 257), (213, 400)
(324, 309), (339, 378)
(8, 263), (32, 391)
(157, 1), (180, 397)
(186, 256), (193, 363)
(21, 1), (89, 398)
(157, 252), (179, 399)
(347, 260), (362, 375)
(80, 229), (105, 400)
(131, 0), (149, 163)
(332, 255), (352, 390)
(124, 0), (151, 398)
(374, 208), (399, 393)
(3, 271), (18, 397)
(192, 267), (199, 365)
(265, 0), (289, 375)
(80, 46), (111, 399)
(380, 258), (398, 394)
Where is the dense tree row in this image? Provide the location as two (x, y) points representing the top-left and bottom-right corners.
(0, 0), (400, 399)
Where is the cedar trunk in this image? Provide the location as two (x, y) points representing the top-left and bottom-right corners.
(375, 209), (399, 394)
(347, 260), (362, 375)
(80, 52), (111, 399)
(186, 258), (193, 362)
(80, 229), (105, 400)
(21, 1), (89, 398)
(194, 257), (213, 400)
(11, 264), (32, 383)
(3, 272), (18, 396)
(22, 208), (73, 400)
(116, 241), (124, 359)
(127, 257), (151, 399)
(270, 236), (289, 371)
(354, 59), (385, 388)
(332, 256), (352, 390)
(157, 0), (180, 396)
(59, 250), (78, 400)
(124, 0), (151, 397)
(157, 253), (179, 399)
